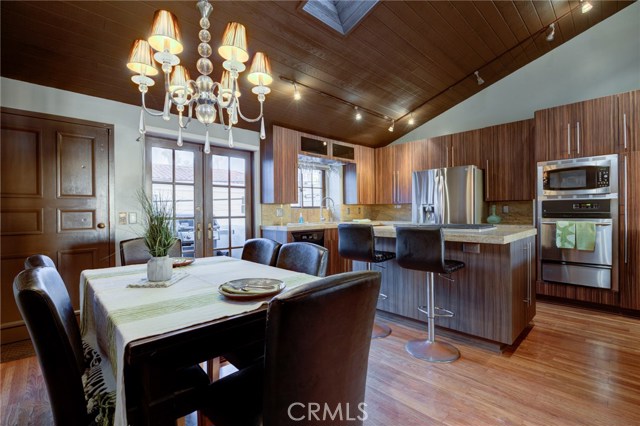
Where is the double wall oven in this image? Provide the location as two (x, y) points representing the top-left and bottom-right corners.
(537, 154), (618, 290)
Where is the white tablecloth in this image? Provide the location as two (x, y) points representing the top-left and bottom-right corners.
(80, 256), (319, 426)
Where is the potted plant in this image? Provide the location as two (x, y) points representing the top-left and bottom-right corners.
(138, 189), (177, 282)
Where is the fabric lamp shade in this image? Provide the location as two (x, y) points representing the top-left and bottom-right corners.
(247, 52), (273, 86)
(148, 10), (183, 54)
(220, 70), (241, 98)
(218, 22), (249, 63)
(169, 65), (192, 93)
(127, 39), (159, 76)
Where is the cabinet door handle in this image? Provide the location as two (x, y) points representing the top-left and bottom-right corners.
(451, 145), (455, 167)
(396, 171), (400, 203)
(576, 121), (580, 154)
(567, 123), (571, 156)
(623, 113), (628, 149)
(523, 242), (532, 306)
(207, 223), (213, 240)
(485, 159), (490, 199)
(624, 155), (628, 264)
(196, 223), (202, 240)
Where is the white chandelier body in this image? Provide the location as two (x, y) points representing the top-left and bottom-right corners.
(126, 0), (272, 152)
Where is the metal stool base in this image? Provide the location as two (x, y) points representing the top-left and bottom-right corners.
(371, 321), (392, 339)
(405, 339), (460, 363)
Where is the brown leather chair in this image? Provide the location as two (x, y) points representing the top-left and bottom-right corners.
(201, 270), (382, 426)
(24, 254), (56, 269)
(13, 266), (209, 426)
(120, 237), (182, 266)
(241, 238), (282, 266)
(275, 242), (328, 277)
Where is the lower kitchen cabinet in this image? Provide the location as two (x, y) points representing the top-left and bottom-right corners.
(324, 228), (352, 276)
(619, 151), (640, 310)
(352, 236), (536, 345)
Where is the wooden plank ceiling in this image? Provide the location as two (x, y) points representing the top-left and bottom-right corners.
(0, 1), (633, 148)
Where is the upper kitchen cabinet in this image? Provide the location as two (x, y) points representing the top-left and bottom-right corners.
(535, 95), (616, 161)
(618, 90), (639, 152)
(344, 145), (375, 205)
(375, 143), (412, 204)
(450, 128), (484, 168)
(412, 135), (449, 171)
(261, 125), (300, 204)
(486, 119), (535, 201)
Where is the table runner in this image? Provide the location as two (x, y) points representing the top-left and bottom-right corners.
(80, 256), (319, 426)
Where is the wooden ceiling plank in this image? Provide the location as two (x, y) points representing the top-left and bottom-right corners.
(531, 1), (558, 26)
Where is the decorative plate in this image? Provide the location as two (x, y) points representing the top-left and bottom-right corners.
(172, 257), (195, 267)
(218, 278), (285, 300)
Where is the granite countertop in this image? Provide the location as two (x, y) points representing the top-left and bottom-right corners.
(373, 224), (536, 245)
(262, 222), (536, 244)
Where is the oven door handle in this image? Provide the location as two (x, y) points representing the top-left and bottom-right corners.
(540, 221), (612, 226)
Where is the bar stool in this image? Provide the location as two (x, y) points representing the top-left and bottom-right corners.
(396, 226), (465, 362)
(338, 223), (395, 339)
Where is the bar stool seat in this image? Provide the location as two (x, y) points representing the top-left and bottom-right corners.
(338, 223), (395, 339)
(396, 226), (465, 363)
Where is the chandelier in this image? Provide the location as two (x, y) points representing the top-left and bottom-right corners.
(126, 0), (272, 152)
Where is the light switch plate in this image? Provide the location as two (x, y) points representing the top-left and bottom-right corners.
(118, 212), (128, 225)
(502, 205), (509, 214)
(128, 212), (138, 224)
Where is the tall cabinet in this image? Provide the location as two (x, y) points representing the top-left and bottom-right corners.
(375, 143), (412, 204)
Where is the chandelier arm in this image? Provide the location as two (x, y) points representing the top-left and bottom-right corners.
(215, 99), (233, 131)
(140, 91), (165, 117)
(236, 99), (264, 123)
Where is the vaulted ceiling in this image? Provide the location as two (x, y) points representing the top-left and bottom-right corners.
(0, 1), (633, 147)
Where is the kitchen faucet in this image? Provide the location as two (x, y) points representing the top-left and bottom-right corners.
(320, 196), (335, 222)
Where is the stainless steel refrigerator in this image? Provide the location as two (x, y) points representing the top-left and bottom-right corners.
(411, 165), (484, 224)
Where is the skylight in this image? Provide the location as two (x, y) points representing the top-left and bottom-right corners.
(302, 0), (378, 35)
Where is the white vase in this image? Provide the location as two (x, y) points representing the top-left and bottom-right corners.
(147, 256), (173, 282)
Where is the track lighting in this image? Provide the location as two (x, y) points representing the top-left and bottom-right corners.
(388, 120), (395, 132)
(293, 83), (301, 101)
(546, 23), (555, 42)
(580, 0), (593, 13)
(354, 106), (362, 121)
(474, 71), (484, 86)
(408, 113), (415, 126)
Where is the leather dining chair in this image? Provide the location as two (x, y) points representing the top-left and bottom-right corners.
(241, 238), (282, 266)
(200, 270), (382, 426)
(120, 237), (182, 266)
(13, 265), (209, 426)
(24, 254), (56, 269)
(275, 242), (328, 277)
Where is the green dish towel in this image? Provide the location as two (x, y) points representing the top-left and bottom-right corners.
(576, 222), (596, 251)
(556, 221), (576, 249)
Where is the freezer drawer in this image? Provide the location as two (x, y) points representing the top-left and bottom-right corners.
(540, 220), (612, 266)
(541, 262), (611, 289)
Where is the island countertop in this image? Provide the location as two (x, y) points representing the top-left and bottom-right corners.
(373, 224), (537, 245)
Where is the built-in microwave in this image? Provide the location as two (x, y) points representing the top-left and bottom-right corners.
(537, 154), (618, 197)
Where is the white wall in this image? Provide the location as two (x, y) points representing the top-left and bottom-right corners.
(393, 1), (640, 144)
(0, 78), (262, 261)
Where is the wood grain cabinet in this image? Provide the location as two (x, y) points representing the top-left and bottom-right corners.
(260, 125), (300, 204)
(618, 90), (639, 153)
(344, 145), (375, 205)
(411, 135), (449, 171)
(535, 96), (616, 162)
(354, 237), (536, 345)
(375, 143), (412, 204)
(324, 227), (352, 276)
(484, 119), (535, 201)
(619, 151), (640, 310)
(450, 128), (484, 168)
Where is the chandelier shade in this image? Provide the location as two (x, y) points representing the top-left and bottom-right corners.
(126, 39), (159, 76)
(218, 22), (249, 63)
(127, 0), (272, 151)
(148, 10), (183, 55)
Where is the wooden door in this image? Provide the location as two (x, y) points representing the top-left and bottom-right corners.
(1, 110), (113, 343)
(619, 152), (640, 310)
(375, 145), (395, 204)
(487, 119), (535, 201)
(618, 90), (639, 152)
(572, 96), (616, 157)
(450, 128), (483, 168)
(394, 143), (412, 204)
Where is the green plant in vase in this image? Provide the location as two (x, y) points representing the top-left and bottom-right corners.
(137, 189), (177, 281)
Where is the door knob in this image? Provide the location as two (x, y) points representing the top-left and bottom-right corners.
(97, 223), (106, 229)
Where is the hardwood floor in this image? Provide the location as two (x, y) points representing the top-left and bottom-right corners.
(1, 301), (639, 426)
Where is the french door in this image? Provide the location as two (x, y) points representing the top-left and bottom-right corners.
(145, 136), (253, 258)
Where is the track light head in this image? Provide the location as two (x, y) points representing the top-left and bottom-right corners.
(354, 106), (362, 121)
(388, 120), (395, 132)
(474, 71), (484, 86)
(293, 83), (301, 101)
(408, 113), (415, 126)
(546, 23), (555, 42)
(580, 0), (593, 13)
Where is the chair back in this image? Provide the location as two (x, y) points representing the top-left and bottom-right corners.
(263, 271), (381, 426)
(275, 242), (328, 277)
(337, 224), (375, 262)
(120, 237), (182, 265)
(241, 238), (282, 266)
(24, 254), (56, 269)
(395, 226), (448, 273)
(13, 267), (89, 425)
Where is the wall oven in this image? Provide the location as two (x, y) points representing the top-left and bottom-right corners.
(538, 154), (617, 197)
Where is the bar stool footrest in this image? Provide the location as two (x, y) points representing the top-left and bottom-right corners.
(418, 305), (455, 318)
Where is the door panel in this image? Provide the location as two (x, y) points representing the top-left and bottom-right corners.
(1, 111), (113, 344)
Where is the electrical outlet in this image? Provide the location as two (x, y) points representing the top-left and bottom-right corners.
(358, 207), (361, 214)
(118, 212), (128, 225)
(275, 208), (284, 217)
(347, 207), (351, 214)
(502, 205), (509, 214)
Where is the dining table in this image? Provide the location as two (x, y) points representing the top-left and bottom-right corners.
(79, 255), (320, 426)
